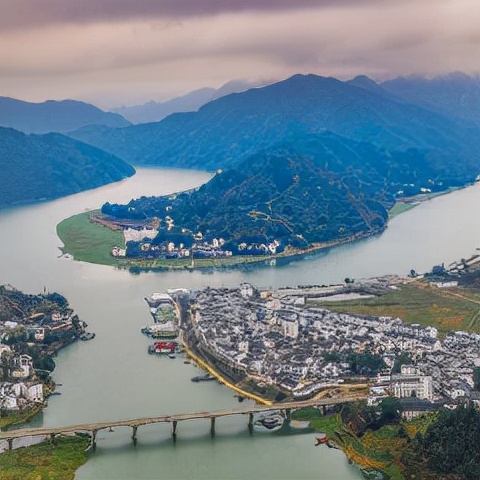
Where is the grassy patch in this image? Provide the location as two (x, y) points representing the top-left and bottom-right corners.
(291, 406), (322, 421)
(388, 201), (417, 219)
(318, 283), (480, 335)
(309, 414), (344, 437)
(307, 410), (440, 480)
(57, 211), (124, 266)
(0, 435), (89, 480)
(402, 412), (437, 438)
(0, 405), (43, 431)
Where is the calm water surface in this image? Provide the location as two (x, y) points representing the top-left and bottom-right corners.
(1, 168), (479, 479)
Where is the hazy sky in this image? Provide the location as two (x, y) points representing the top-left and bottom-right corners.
(1, 0), (479, 108)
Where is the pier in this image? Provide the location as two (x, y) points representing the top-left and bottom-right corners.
(0, 396), (364, 450)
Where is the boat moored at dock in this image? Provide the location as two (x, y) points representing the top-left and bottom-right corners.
(141, 322), (178, 339)
(148, 340), (178, 355)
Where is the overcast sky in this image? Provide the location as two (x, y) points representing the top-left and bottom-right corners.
(1, 0), (479, 108)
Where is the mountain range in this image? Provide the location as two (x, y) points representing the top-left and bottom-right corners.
(2, 72), (479, 250)
(0, 97), (130, 134)
(70, 74), (479, 180)
(110, 79), (262, 124)
(0, 127), (135, 209)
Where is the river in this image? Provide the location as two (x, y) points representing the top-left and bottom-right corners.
(0, 168), (479, 479)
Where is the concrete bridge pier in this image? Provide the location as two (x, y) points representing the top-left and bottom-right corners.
(285, 408), (292, 422)
(50, 433), (56, 444)
(7, 438), (13, 451)
(172, 421), (178, 442)
(322, 405), (327, 415)
(210, 417), (216, 438)
(91, 429), (97, 450)
(248, 412), (254, 435)
(132, 426), (138, 445)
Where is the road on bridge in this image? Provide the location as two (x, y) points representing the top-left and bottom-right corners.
(0, 395), (366, 443)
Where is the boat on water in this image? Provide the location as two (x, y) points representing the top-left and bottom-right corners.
(148, 340), (178, 355)
(253, 412), (284, 432)
(315, 435), (338, 448)
(191, 373), (216, 383)
(79, 332), (95, 341)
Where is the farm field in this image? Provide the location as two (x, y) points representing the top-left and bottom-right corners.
(317, 283), (480, 335)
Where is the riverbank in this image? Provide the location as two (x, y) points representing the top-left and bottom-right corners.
(0, 404), (44, 432)
(181, 341), (272, 405)
(0, 435), (90, 480)
(0, 286), (89, 432)
(57, 208), (384, 271)
(56, 184), (470, 273)
(388, 186), (465, 219)
(293, 407), (436, 480)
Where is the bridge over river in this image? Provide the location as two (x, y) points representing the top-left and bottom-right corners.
(0, 395), (365, 450)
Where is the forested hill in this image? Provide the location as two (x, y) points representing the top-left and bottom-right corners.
(70, 74), (479, 181)
(0, 96), (130, 134)
(102, 133), (407, 250)
(0, 127), (135, 209)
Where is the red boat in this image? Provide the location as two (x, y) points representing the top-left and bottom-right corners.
(315, 436), (329, 446)
(148, 340), (177, 354)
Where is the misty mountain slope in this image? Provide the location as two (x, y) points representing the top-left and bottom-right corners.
(381, 73), (480, 123)
(0, 127), (135, 209)
(0, 97), (131, 134)
(70, 74), (479, 177)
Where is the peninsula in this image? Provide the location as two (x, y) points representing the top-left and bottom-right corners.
(0, 285), (92, 430)
(171, 255), (480, 478)
(56, 178), (469, 272)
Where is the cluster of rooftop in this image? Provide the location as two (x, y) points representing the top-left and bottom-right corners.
(0, 285), (85, 413)
(0, 346), (43, 410)
(183, 282), (480, 403)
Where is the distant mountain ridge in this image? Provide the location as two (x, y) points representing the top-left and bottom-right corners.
(0, 127), (135, 209)
(111, 79), (262, 124)
(0, 97), (130, 134)
(70, 74), (479, 182)
(111, 88), (216, 124)
(381, 72), (480, 123)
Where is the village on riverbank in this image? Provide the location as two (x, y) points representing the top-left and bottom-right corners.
(2, 247), (480, 479)
(0, 285), (93, 429)
(55, 186), (456, 273)
(160, 252), (480, 478)
(177, 256), (480, 406)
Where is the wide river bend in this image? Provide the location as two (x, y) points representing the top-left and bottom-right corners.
(1, 168), (479, 479)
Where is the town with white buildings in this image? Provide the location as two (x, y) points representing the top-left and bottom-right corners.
(0, 285), (88, 414)
(0, 344), (43, 411)
(182, 281), (480, 410)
